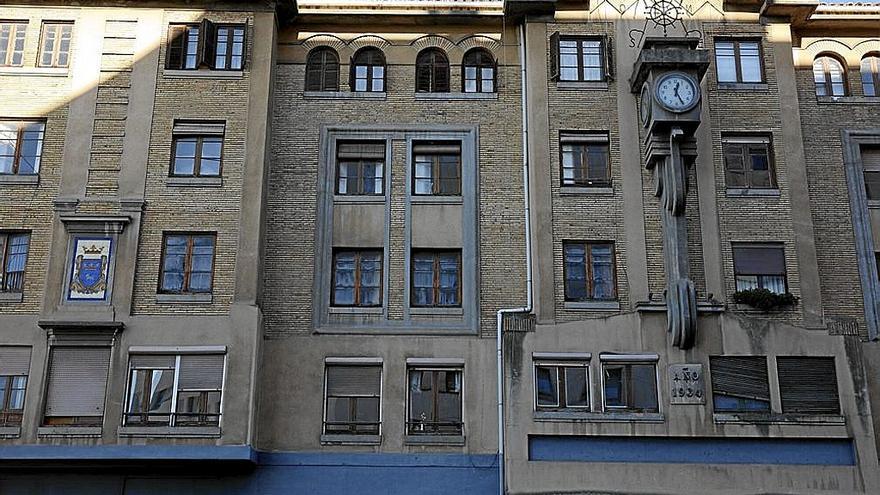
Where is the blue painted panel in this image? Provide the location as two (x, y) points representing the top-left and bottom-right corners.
(0, 445), (256, 462)
(529, 436), (855, 466)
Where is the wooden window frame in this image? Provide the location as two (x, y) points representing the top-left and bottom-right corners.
(722, 136), (777, 189)
(461, 48), (496, 93)
(0, 119), (46, 176)
(813, 54), (849, 96)
(533, 361), (590, 411)
(350, 47), (386, 93)
(557, 36), (606, 82)
(37, 21), (72, 68)
(714, 38), (765, 84)
(732, 242), (788, 293)
(331, 249), (383, 307)
(410, 250), (462, 308)
(305, 46), (339, 91)
(600, 360), (659, 413)
(562, 241), (618, 302)
(0, 375), (26, 426)
(0, 231), (29, 294)
(559, 134), (611, 187)
(0, 21), (27, 67)
(169, 134), (224, 177)
(411, 146), (462, 196)
(213, 24), (246, 71)
(415, 48), (450, 93)
(322, 364), (382, 435)
(158, 233), (217, 294)
(861, 54), (880, 97)
(335, 141), (385, 196)
(406, 367), (463, 436)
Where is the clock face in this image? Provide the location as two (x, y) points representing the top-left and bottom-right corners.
(639, 83), (652, 127)
(654, 72), (700, 113)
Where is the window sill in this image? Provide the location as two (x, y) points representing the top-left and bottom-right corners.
(409, 307), (464, 316)
(329, 306), (384, 315)
(38, 426), (102, 437)
(559, 186), (613, 196)
(164, 69), (243, 80)
(404, 435), (465, 446)
(414, 92), (497, 101)
(156, 293), (213, 304)
(717, 82), (769, 91)
(534, 411), (663, 423)
(726, 188), (780, 197)
(868, 199), (880, 209)
(0, 67), (68, 77)
(333, 195), (386, 204)
(0, 292), (23, 303)
(320, 434), (381, 445)
(564, 301), (620, 311)
(0, 174), (39, 185)
(0, 426), (21, 438)
(817, 95), (880, 105)
(713, 413), (845, 426)
(410, 195), (463, 205)
(555, 81), (609, 91)
(118, 426), (221, 438)
(730, 303), (795, 314)
(303, 91), (386, 100)
(166, 176), (223, 188)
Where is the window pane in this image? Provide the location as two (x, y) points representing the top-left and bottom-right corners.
(739, 42), (762, 82)
(714, 394), (770, 412)
(412, 254), (435, 306)
(333, 252), (356, 305)
(564, 243), (587, 300)
(813, 59), (828, 96)
(604, 363), (658, 412)
(590, 244), (615, 300)
(565, 367), (589, 407)
(535, 366), (558, 406)
(8, 376), (26, 410)
(409, 370), (434, 428)
(759, 275), (786, 294)
(438, 253), (459, 306)
(715, 42), (737, 82)
(866, 171), (880, 200)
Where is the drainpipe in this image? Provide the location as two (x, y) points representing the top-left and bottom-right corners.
(496, 20), (534, 495)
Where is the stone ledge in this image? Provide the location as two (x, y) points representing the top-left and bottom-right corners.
(717, 82), (770, 91)
(563, 300), (620, 311)
(155, 293), (213, 304)
(320, 434), (381, 445)
(414, 92), (496, 100)
(0, 174), (39, 185)
(726, 187), (781, 197)
(555, 80), (609, 91)
(559, 186), (614, 196)
(404, 435), (465, 446)
(0, 292), (23, 303)
(37, 426), (102, 437)
(166, 176), (223, 188)
(535, 411), (664, 423)
(0, 426), (21, 438)
(164, 69), (243, 79)
(118, 426), (221, 438)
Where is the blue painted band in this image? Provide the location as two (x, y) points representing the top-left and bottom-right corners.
(529, 435), (856, 466)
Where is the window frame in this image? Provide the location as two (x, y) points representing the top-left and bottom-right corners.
(37, 21), (72, 68)
(0, 375), (27, 426)
(0, 119), (46, 176)
(709, 355), (771, 414)
(322, 363), (382, 436)
(331, 249), (383, 307)
(461, 48), (496, 93)
(406, 367), (464, 436)
(350, 47), (386, 93)
(861, 53), (880, 97)
(556, 36), (606, 82)
(0, 231), (29, 294)
(213, 23), (246, 71)
(411, 142), (462, 196)
(533, 361), (590, 411)
(157, 232), (217, 295)
(714, 38), (765, 84)
(813, 53), (849, 97)
(732, 242), (788, 294)
(0, 21), (27, 67)
(166, 20), (245, 71)
(599, 358), (660, 413)
(410, 249), (462, 308)
(722, 135), (777, 190)
(415, 48), (450, 93)
(169, 133), (224, 178)
(562, 241), (618, 302)
(335, 141), (385, 196)
(305, 46), (340, 92)
(559, 132), (611, 188)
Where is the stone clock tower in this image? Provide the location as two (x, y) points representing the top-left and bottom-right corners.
(630, 37), (709, 349)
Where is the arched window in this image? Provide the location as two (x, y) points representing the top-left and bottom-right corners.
(305, 47), (339, 92)
(415, 48), (449, 93)
(351, 47), (386, 92)
(462, 48), (496, 93)
(861, 53), (880, 97)
(813, 54), (847, 96)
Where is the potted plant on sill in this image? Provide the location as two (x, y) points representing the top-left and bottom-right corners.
(732, 288), (798, 311)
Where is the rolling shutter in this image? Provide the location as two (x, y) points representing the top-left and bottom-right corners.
(777, 357), (840, 414)
(549, 31), (560, 81)
(732, 245), (786, 275)
(178, 354), (224, 390)
(326, 365), (381, 397)
(129, 354), (176, 369)
(709, 356), (770, 402)
(45, 347), (110, 417)
(0, 346), (31, 376)
(862, 146), (880, 171)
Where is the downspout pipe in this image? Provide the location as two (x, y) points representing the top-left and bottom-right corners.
(496, 19), (534, 495)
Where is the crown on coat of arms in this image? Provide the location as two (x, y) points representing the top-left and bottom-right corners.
(82, 244), (105, 255)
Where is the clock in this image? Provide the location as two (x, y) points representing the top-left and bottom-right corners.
(654, 72), (700, 113)
(639, 82), (652, 127)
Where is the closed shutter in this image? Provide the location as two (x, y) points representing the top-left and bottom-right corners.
(323, 51), (339, 91)
(348, 55), (356, 91)
(326, 365), (381, 397)
(603, 35), (614, 80)
(732, 244), (786, 275)
(777, 357), (840, 414)
(178, 354), (224, 390)
(0, 346), (31, 376)
(129, 354), (175, 369)
(709, 356), (770, 401)
(549, 31), (560, 81)
(45, 347), (110, 417)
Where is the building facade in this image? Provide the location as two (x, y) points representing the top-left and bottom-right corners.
(0, 0), (879, 494)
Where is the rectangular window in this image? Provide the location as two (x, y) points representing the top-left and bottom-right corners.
(0, 232), (29, 293)
(0, 22), (27, 67)
(166, 21), (245, 71)
(407, 367), (462, 436)
(862, 146), (880, 200)
(715, 39), (763, 83)
(0, 120), (46, 175)
(601, 358), (658, 413)
(332, 249), (382, 307)
(43, 346), (110, 426)
(411, 250), (461, 307)
(560, 132), (610, 187)
(124, 353), (224, 427)
(323, 364), (381, 435)
(732, 243), (787, 294)
(777, 357), (840, 414)
(534, 360), (589, 411)
(0, 346), (30, 427)
(412, 142), (461, 196)
(709, 356), (770, 413)
(557, 37), (605, 82)
(563, 241), (616, 301)
(38, 22), (72, 68)
(170, 122), (224, 177)
(723, 136), (776, 189)
(159, 233), (216, 294)
(336, 142), (385, 195)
